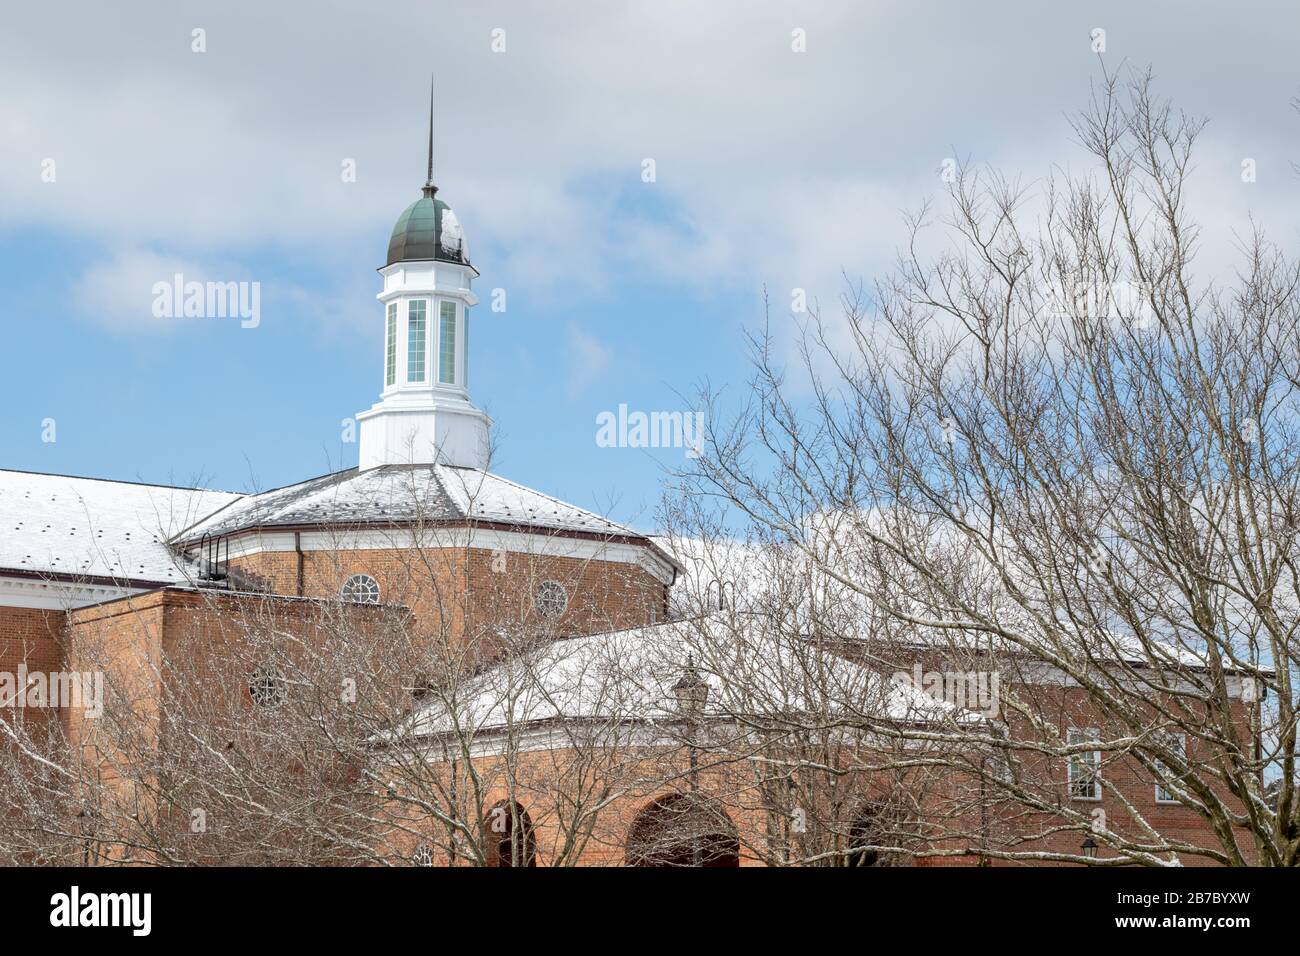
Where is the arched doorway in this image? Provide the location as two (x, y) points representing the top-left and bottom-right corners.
(483, 801), (538, 867)
(625, 793), (740, 867)
(846, 801), (897, 867)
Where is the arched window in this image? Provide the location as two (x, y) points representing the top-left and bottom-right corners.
(483, 801), (537, 867)
(341, 574), (380, 604)
(625, 793), (739, 867)
(846, 801), (901, 867)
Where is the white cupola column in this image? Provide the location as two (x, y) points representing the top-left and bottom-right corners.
(358, 85), (490, 471)
(356, 256), (491, 470)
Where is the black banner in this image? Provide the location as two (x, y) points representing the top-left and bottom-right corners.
(0, 865), (1277, 942)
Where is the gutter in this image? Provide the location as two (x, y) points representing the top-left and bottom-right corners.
(0, 566), (175, 590)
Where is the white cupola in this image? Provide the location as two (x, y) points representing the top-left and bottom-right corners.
(357, 86), (491, 471)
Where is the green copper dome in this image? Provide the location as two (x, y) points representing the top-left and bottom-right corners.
(386, 185), (471, 268)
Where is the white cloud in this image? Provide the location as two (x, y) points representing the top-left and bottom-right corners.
(73, 248), (209, 333)
(73, 248), (350, 338)
(4, 0), (1300, 309)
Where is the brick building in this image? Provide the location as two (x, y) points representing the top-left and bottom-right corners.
(0, 133), (1262, 867)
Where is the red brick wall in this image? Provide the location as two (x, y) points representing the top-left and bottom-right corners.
(229, 543), (668, 649)
(830, 642), (1259, 865)
(0, 606), (70, 737)
(384, 743), (958, 867)
(63, 588), (399, 863)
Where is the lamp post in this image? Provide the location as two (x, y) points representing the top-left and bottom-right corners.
(672, 656), (709, 866)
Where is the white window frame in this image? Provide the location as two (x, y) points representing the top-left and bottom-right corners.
(249, 665), (287, 709)
(407, 299), (428, 383)
(534, 580), (568, 619)
(341, 573), (381, 605)
(438, 299), (458, 386)
(385, 302), (398, 387)
(1154, 732), (1187, 804)
(1067, 728), (1101, 801)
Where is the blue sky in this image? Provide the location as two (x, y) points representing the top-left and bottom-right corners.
(3, 1), (1298, 530)
(0, 181), (755, 529)
(0, 213), (750, 529)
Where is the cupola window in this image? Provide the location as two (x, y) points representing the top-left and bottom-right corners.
(407, 300), (427, 383)
(385, 302), (398, 387)
(439, 300), (457, 384)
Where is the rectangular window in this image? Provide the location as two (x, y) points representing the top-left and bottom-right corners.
(385, 302), (397, 386)
(1155, 733), (1187, 803)
(407, 300), (427, 382)
(439, 300), (457, 385)
(1067, 728), (1101, 800)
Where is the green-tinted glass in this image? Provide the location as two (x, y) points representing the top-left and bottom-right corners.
(407, 300), (427, 382)
(385, 302), (397, 386)
(439, 300), (456, 384)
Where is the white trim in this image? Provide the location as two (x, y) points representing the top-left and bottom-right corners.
(340, 573), (382, 604)
(406, 297), (429, 385)
(416, 720), (687, 759)
(459, 301), (468, 389)
(396, 718), (939, 761)
(436, 298), (456, 386)
(1067, 727), (1102, 801)
(949, 658), (1258, 701)
(377, 261), (478, 302)
(1154, 732), (1187, 804)
(193, 527), (676, 586)
(0, 574), (145, 611)
(534, 580), (568, 619)
(384, 300), (398, 389)
(397, 298), (408, 386)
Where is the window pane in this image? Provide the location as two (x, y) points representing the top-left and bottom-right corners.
(385, 302), (397, 386)
(407, 300), (427, 382)
(439, 300), (457, 384)
(1068, 729), (1100, 799)
(1156, 733), (1185, 802)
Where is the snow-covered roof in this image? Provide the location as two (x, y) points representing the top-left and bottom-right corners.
(655, 531), (1234, 676)
(175, 464), (651, 543)
(0, 469), (240, 584)
(402, 613), (978, 741)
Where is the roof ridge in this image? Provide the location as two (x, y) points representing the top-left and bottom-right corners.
(167, 468), (363, 543)
(0, 467), (239, 495)
(442, 465), (638, 534)
(426, 464), (466, 519)
(240, 466), (359, 499)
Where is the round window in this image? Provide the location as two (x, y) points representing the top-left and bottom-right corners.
(411, 843), (433, 867)
(341, 574), (381, 604)
(535, 581), (568, 619)
(249, 665), (287, 708)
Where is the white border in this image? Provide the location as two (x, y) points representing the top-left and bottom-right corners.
(205, 526), (676, 586)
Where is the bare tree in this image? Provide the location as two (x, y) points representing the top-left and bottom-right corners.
(0, 457), (681, 866)
(673, 67), (1300, 866)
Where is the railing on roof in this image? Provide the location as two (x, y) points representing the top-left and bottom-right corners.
(196, 533), (229, 583)
(705, 579), (737, 612)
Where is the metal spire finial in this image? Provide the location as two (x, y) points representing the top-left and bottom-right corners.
(423, 74), (436, 196)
